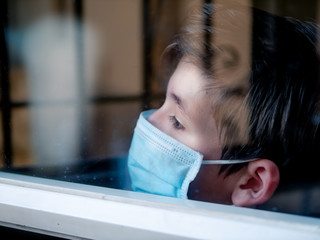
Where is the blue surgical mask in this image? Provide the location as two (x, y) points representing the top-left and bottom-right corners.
(128, 110), (255, 199)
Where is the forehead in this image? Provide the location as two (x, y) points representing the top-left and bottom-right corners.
(167, 59), (206, 100)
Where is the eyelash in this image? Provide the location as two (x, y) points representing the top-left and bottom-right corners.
(169, 116), (184, 130)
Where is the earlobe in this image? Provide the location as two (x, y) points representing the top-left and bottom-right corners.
(231, 159), (280, 207)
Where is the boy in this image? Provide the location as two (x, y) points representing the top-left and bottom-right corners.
(128, 2), (320, 206)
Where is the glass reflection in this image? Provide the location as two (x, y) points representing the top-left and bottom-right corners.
(0, 0), (319, 218)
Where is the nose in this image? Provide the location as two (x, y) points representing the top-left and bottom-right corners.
(147, 106), (169, 134)
(147, 108), (161, 129)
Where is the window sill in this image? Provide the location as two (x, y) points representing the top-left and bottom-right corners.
(0, 172), (319, 239)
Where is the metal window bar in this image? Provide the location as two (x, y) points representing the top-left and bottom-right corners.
(74, 0), (88, 159)
(0, 0), (12, 168)
(142, 0), (152, 110)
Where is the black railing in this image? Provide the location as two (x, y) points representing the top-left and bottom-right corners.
(74, 0), (88, 159)
(0, 0), (12, 167)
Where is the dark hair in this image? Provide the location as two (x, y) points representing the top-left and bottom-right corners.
(164, 3), (320, 184)
(223, 7), (320, 184)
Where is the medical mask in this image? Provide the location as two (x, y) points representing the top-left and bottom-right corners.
(127, 110), (255, 199)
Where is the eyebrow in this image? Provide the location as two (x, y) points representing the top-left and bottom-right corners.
(169, 92), (185, 111)
(169, 92), (193, 124)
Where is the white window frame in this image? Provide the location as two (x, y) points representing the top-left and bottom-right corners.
(0, 171), (319, 240)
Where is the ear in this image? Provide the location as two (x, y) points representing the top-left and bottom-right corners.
(231, 159), (280, 207)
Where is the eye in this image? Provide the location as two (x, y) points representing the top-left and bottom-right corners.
(169, 116), (184, 130)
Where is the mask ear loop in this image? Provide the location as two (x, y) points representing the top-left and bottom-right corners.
(202, 158), (259, 165)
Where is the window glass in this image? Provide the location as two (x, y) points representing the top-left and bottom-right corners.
(1, 0), (319, 219)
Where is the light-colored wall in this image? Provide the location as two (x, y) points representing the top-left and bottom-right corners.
(84, 0), (142, 97)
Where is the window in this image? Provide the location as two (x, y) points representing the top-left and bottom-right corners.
(1, 0), (319, 238)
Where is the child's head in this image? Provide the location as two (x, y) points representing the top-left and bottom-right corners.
(128, 2), (320, 206)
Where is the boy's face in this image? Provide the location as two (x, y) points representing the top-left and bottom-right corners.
(147, 58), (241, 204)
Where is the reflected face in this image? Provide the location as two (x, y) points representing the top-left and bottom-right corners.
(148, 58), (238, 204)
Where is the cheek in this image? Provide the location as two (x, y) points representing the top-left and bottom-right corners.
(185, 129), (222, 160)
(188, 109), (222, 159)
(197, 136), (222, 160)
